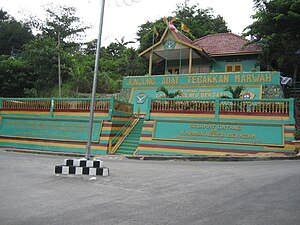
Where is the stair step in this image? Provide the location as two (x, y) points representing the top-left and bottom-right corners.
(120, 141), (139, 147)
(118, 146), (138, 151)
(115, 119), (144, 155)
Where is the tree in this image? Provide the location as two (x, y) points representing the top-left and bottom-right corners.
(69, 57), (93, 94)
(0, 56), (34, 97)
(137, 3), (230, 51)
(244, 0), (300, 86)
(21, 36), (70, 95)
(173, 4), (229, 39)
(27, 4), (90, 97)
(0, 9), (34, 56)
(223, 86), (245, 99)
(156, 86), (183, 98)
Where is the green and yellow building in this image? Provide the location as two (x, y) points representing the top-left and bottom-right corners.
(0, 23), (296, 156)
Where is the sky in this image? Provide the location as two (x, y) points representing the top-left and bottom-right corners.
(1, 0), (256, 47)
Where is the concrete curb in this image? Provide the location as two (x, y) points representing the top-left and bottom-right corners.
(4, 148), (91, 158)
(125, 155), (300, 161)
(3, 148), (300, 162)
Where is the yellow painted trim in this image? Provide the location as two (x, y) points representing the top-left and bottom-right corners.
(140, 137), (152, 141)
(1, 115), (103, 122)
(129, 89), (134, 103)
(152, 119), (284, 126)
(284, 133), (294, 138)
(100, 137), (110, 141)
(138, 27), (169, 57)
(1, 111), (49, 115)
(285, 125), (295, 129)
(189, 48), (193, 74)
(148, 50), (153, 75)
(139, 26), (209, 59)
(151, 113), (215, 118)
(150, 136), (284, 147)
(0, 138), (106, 150)
(0, 134), (95, 143)
(142, 127), (153, 131)
(219, 115), (289, 121)
(102, 127), (123, 131)
(265, 144), (295, 151)
(259, 85), (262, 98)
(137, 146), (236, 155)
(111, 117), (132, 122)
(54, 112), (107, 117)
(131, 84), (262, 90)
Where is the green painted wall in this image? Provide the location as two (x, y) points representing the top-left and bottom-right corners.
(211, 55), (260, 72)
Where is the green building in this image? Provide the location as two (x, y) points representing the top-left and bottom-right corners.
(0, 22), (296, 156)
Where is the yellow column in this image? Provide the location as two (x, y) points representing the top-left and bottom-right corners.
(188, 48), (193, 74)
(148, 52), (153, 76)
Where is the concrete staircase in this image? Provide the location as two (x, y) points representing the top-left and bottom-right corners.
(115, 118), (144, 155)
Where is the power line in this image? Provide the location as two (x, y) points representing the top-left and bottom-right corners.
(115, 0), (141, 7)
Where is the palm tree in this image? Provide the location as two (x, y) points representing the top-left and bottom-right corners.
(156, 86), (183, 98)
(223, 86), (245, 99)
(69, 61), (91, 94)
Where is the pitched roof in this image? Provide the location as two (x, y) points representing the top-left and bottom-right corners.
(192, 33), (262, 56)
(172, 29), (193, 44)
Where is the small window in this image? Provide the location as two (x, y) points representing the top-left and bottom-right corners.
(226, 65), (233, 72)
(226, 64), (242, 72)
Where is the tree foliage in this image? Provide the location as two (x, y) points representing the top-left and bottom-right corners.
(156, 86), (183, 98)
(0, 56), (34, 97)
(137, 3), (229, 51)
(0, 3), (247, 98)
(223, 86), (245, 99)
(0, 9), (34, 56)
(244, 0), (300, 84)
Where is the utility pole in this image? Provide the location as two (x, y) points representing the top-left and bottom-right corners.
(85, 0), (106, 160)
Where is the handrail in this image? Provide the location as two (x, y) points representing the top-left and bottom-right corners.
(108, 115), (139, 154)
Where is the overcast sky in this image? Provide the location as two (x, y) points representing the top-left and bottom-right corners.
(1, 0), (256, 47)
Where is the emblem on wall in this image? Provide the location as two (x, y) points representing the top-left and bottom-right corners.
(163, 39), (176, 50)
(136, 92), (148, 104)
(240, 90), (255, 99)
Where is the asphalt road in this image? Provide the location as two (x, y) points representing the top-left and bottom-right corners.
(0, 151), (299, 225)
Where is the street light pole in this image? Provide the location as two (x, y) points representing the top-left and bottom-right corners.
(85, 0), (106, 159)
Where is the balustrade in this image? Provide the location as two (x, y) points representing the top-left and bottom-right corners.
(151, 99), (290, 115)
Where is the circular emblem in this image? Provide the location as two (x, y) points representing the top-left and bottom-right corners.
(163, 40), (176, 50)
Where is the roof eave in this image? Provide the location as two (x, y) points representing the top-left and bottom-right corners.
(209, 51), (262, 57)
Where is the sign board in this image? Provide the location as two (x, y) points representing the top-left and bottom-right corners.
(153, 120), (284, 146)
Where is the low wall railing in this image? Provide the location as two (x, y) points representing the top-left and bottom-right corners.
(219, 99), (290, 114)
(0, 98), (134, 120)
(148, 98), (294, 122)
(151, 99), (215, 112)
(0, 98), (112, 111)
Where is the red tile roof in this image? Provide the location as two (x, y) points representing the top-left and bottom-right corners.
(192, 33), (262, 56)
